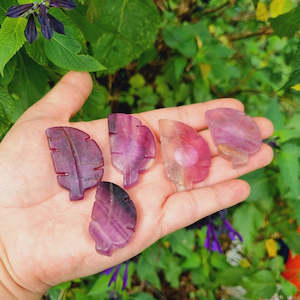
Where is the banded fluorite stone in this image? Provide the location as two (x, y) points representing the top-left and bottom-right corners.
(89, 182), (137, 256)
(108, 113), (156, 188)
(159, 119), (211, 191)
(205, 108), (262, 167)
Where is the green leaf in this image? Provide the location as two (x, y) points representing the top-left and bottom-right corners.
(233, 204), (264, 249)
(88, 275), (110, 296)
(168, 229), (195, 257)
(130, 293), (156, 300)
(93, 0), (160, 73)
(0, 87), (15, 138)
(25, 38), (49, 66)
(278, 143), (300, 199)
(0, 0), (17, 24)
(280, 277), (298, 296)
(285, 231), (300, 253)
(266, 98), (285, 130)
(282, 42), (300, 90)
(44, 33), (105, 72)
(73, 84), (110, 122)
(216, 267), (249, 286)
(0, 17), (26, 75)
(242, 270), (277, 299)
(0, 56), (17, 86)
(9, 52), (49, 113)
(136, 254), (161, 289)
(270, 5), (300, 38)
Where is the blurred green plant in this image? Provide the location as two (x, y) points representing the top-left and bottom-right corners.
(1, 0), (300, 299)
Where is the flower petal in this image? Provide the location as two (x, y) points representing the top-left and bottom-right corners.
(48, 14), (65, 34)
(108, 264), (121, 287)
(24, 14), (37, 43)
(122, 261), (129, 291)
(6, 4), (33, 18)
(38, 5), (53, 40)
(49, 0), (76, 9)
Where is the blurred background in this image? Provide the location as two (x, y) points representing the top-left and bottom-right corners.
(1, 0), (300, 299)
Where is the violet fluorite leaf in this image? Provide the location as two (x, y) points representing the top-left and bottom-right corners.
(46, 127), (104, 200)
(89, 182), (137, 256)
(159, 119), (211, 191)
(205, 108), (262, 167)
(108, 113), (156, 188)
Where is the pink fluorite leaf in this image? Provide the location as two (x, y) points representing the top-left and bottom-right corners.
(89, 182), (137, 256)
(46, 127), (104, 200)
(205, 108), (262, 167)
(159, 119), (211, 191)
(108, 113), (156, 188)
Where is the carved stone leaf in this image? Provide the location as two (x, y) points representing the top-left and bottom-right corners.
(159, 119), (211, 191)
(46, 127), (104, 200)
(89, 182), (137, 256)
(205, 108), (262, 168)
(108, 113), (156, 188)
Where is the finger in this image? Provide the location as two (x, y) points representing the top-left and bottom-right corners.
(195, 144), (273, 188)
(138, 98), (244, 136)
(200, 117), (274, 156)
(20, 72), (93, 121)
(160, 179), (250, 236)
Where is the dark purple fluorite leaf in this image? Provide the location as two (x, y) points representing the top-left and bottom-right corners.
(108, 114), (156, 188)
(205, 108), (262, 167)
(46, 127), (104, 200)
(89, 182), (137, 256)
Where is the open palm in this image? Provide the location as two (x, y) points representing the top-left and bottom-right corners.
(0, 72), (273, 298)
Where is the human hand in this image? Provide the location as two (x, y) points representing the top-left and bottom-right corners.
(0, 72), (273, 299)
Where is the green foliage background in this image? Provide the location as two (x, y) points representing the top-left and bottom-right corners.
(1, 0), (300, 299)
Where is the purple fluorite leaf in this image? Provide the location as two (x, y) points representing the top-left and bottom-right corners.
(46, 127), (104, 200)
(89, 182), (137, 256)
(159, 119), (211, 191)
(205, 108), (262, 167)
(108, 114), (156, 188)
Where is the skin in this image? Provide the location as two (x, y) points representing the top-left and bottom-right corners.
(0, 72), (274, 299)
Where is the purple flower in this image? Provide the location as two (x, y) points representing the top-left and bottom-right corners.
(49, 0), (76, 9)
(38, 4), (53, 40)
(24, 14), (37, 44)
(100, 261), (130, 291)
(187, 209), (243, 253)
(204, 223), (223, 253)
(5, 0), (73, 43)
(222, 218), (243, 242)
(6, 4), (34, 18)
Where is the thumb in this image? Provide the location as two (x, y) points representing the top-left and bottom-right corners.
(21, 71), (93, 121)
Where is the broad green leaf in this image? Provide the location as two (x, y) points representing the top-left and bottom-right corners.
(136, 254), (161, 289)
(44, 34), (105, 72)
(0, 0), (17, 23)
(242, 270), (277, 299)
(282, 42), (300, 90)
(88, 275), (110, 296)
(93, 0), (160, 73)
(168, 229), (195, 257)
(25, 38), (48, 66)
(130, 293), (156, 300)
(278, 143), (300, 199)
(0, 17), (26, 75)
(266, 98), (285, 130)
(216, 267), (249, 286)
(233, 204), (264, 249)
(164, 256), (181, 288)
(0, 87), (15, 138)
(270, 5), (300, 38)
(280, 277), (298, 296)
(285, 231), (300, 253)
(0, 56), (17, 86)
(9, 52), (49, 113)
